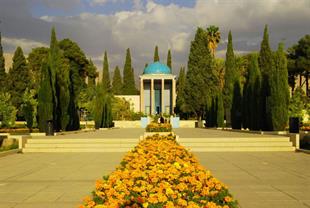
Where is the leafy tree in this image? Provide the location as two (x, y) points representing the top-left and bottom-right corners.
(154, 45), (160, 62)
(77, 84), (96, 122)
(289, 87), (308, 121)
(184, 27), (218, 122)
(287, 35), (310, 96)
(215, 58), (225, 90)
(0, 92), (17, 127)
(223, 31), (236, 126)
(175, 67), (186, 117)
(259, 25), (274, 130)
(206, 25), (221, 56)
(59, 38), (89, 130)
(112, 66), (122, 95)
(112, 97), (131, 120)
(269, 43), (290, 130)
(86, 59), (98, 88)
(167, 49), (172, 72)
(0, 33), (6, 92)
(231, 81), (242, 129)
(122, 48), (137, 95)
(27, 47), (49, 91)
(21, 88), (38, 132)
(102, 51), (111, 91)
(8, 46), (31, 115)
(243, 53), (262, 130)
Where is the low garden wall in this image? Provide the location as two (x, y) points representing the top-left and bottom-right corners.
(113, 120), (141, 128)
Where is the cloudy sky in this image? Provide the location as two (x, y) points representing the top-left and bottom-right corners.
(0, 0), (309, 76)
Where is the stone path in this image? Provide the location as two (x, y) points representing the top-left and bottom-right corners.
(196, 152), (310, 208)
(0, 152), (124, 208)
(0, 128), (309, 208)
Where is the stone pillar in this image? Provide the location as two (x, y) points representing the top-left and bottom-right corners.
(140, 78), (144, 113)
(161, 79), (164, 114)
(151, 78), (154, 115)
(172, 78), (176, 114)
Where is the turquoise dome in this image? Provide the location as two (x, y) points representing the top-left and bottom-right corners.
(143, 62), (171, 74)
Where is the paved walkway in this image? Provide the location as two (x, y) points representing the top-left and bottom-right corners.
(0, 152), (124, 208)
(0, 128), (309, 208)
(196, 152), (310, 208)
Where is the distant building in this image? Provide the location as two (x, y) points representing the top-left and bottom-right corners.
(139, 62), (176, 115)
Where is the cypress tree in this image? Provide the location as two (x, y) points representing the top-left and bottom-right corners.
(167, 49), (172, 72)
(38, 61), (53, 132)
(102, 51), (111, 91)
(184, 27), (217, 122)
(55, 56), (70, 131)
(243, 54), (262, 130)
(175, 67), (186, 117)
(223, 31), (236, 127)
(94, 84), (113, 128)
(216, 92), (224, 127)
(112, 66), (122, 95)
(270, 43), (289, 130)
(231, 80), (242, 129)
(259, 25), (274, 130)
(0, 33), (6, 92)
(122, 48), (137, 95)
(154, 45), (159, 62)
(50, 28), (70, 131)
(8, 46), (31, 114)
(38, 27), (70, 132)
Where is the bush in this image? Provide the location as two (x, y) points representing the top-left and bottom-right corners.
(146, 122), (172, 132)
(0, 93), (17, 128)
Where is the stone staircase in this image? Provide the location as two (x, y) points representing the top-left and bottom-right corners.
(22, 134), (295, 153)
(22, 138), (138, 153)
(178, 136), (295, 152)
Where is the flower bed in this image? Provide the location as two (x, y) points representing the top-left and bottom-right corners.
(146, 123), (172, 132)
(80, 135), (238, 208)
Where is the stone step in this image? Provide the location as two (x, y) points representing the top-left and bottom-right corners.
(22, 148), (131, 153)
(188, 146), (295, 152)
(25, 143), (137, 148)
(178, 137), (290, 142)
(27, 138), (138, 144)
(179, 142), (293, 147)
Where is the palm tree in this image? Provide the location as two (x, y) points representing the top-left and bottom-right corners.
(206, 25), (221, 56)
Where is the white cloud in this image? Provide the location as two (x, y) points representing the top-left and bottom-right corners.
(170, 33), (190, 52)
(90, 0), (109, 6)
(2, 37), (48, 54)
(13, 0), (310, 74)
(90, 0), (126, 6)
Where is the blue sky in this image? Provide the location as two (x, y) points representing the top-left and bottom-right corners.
(1, 0), (310, 75)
